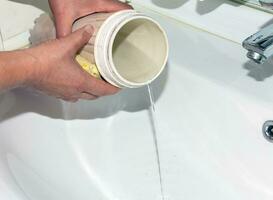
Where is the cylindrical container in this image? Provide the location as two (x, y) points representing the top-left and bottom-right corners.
(73, 10), (169, 88)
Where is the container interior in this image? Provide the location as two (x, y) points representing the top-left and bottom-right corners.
(112, 18), (168, 84)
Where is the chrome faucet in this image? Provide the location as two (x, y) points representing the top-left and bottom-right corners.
(243, 23), (273, 64)
(242, 0), (273, 64)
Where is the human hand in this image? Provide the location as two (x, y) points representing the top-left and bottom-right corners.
(48, 0), (132, 38)
(24, 25), (119, 102)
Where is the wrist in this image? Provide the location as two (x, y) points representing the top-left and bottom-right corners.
(0, 50), (38, 90)
(19, 49), (43, 86)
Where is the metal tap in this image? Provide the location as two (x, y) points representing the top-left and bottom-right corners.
(243, 23), (273, 64)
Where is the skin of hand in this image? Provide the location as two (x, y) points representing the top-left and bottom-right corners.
(48, 0), (132, 37)
(0, 0), (131, 101)
(0, 26), (119, 102)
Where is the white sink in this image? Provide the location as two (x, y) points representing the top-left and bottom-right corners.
(1, 1), (273, 200)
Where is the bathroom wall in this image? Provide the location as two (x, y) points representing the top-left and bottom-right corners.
(0, 0), (49, 41)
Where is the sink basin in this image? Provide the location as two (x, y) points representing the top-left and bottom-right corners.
(1, 1), (273, 200)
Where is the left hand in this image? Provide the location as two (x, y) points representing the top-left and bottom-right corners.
(24, 26), (120, 102)
(48, 0), (132, 38)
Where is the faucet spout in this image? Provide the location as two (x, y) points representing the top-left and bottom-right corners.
(243, 23), (273, 64)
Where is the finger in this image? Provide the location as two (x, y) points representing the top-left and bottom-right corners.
(79, 92), (98, 100)
(55, 14), (75, 38)
(62, 25), (94, 55)
(82, 74), (120, 97)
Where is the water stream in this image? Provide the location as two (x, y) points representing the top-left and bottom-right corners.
(147, 84), (165, 200)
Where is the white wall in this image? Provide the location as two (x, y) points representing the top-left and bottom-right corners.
(0, 0), (50, 41)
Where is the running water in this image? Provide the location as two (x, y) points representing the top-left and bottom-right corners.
(147, 84), (165, 200)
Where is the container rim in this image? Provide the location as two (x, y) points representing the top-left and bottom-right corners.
(108, 14), (169, 88)
(94, 10), (135, 87)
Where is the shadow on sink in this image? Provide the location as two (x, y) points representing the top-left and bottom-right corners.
(0, 65), (169, 121)
(151, 0), (188, 9)
(195, 0), (240, 15)
(243, 59), (273, 81)
(151, 0), (241, 15)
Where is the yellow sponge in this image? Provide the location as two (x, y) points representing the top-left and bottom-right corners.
(75, 55), (101, 79)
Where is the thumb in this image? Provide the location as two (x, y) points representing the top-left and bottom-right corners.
(62, 25), (94, 55)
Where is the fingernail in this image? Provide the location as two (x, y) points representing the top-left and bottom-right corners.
(84, 25), (93, 34)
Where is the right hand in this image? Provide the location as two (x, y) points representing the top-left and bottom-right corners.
(49, 0), (132, 38)
(24, 25), (120, 102)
